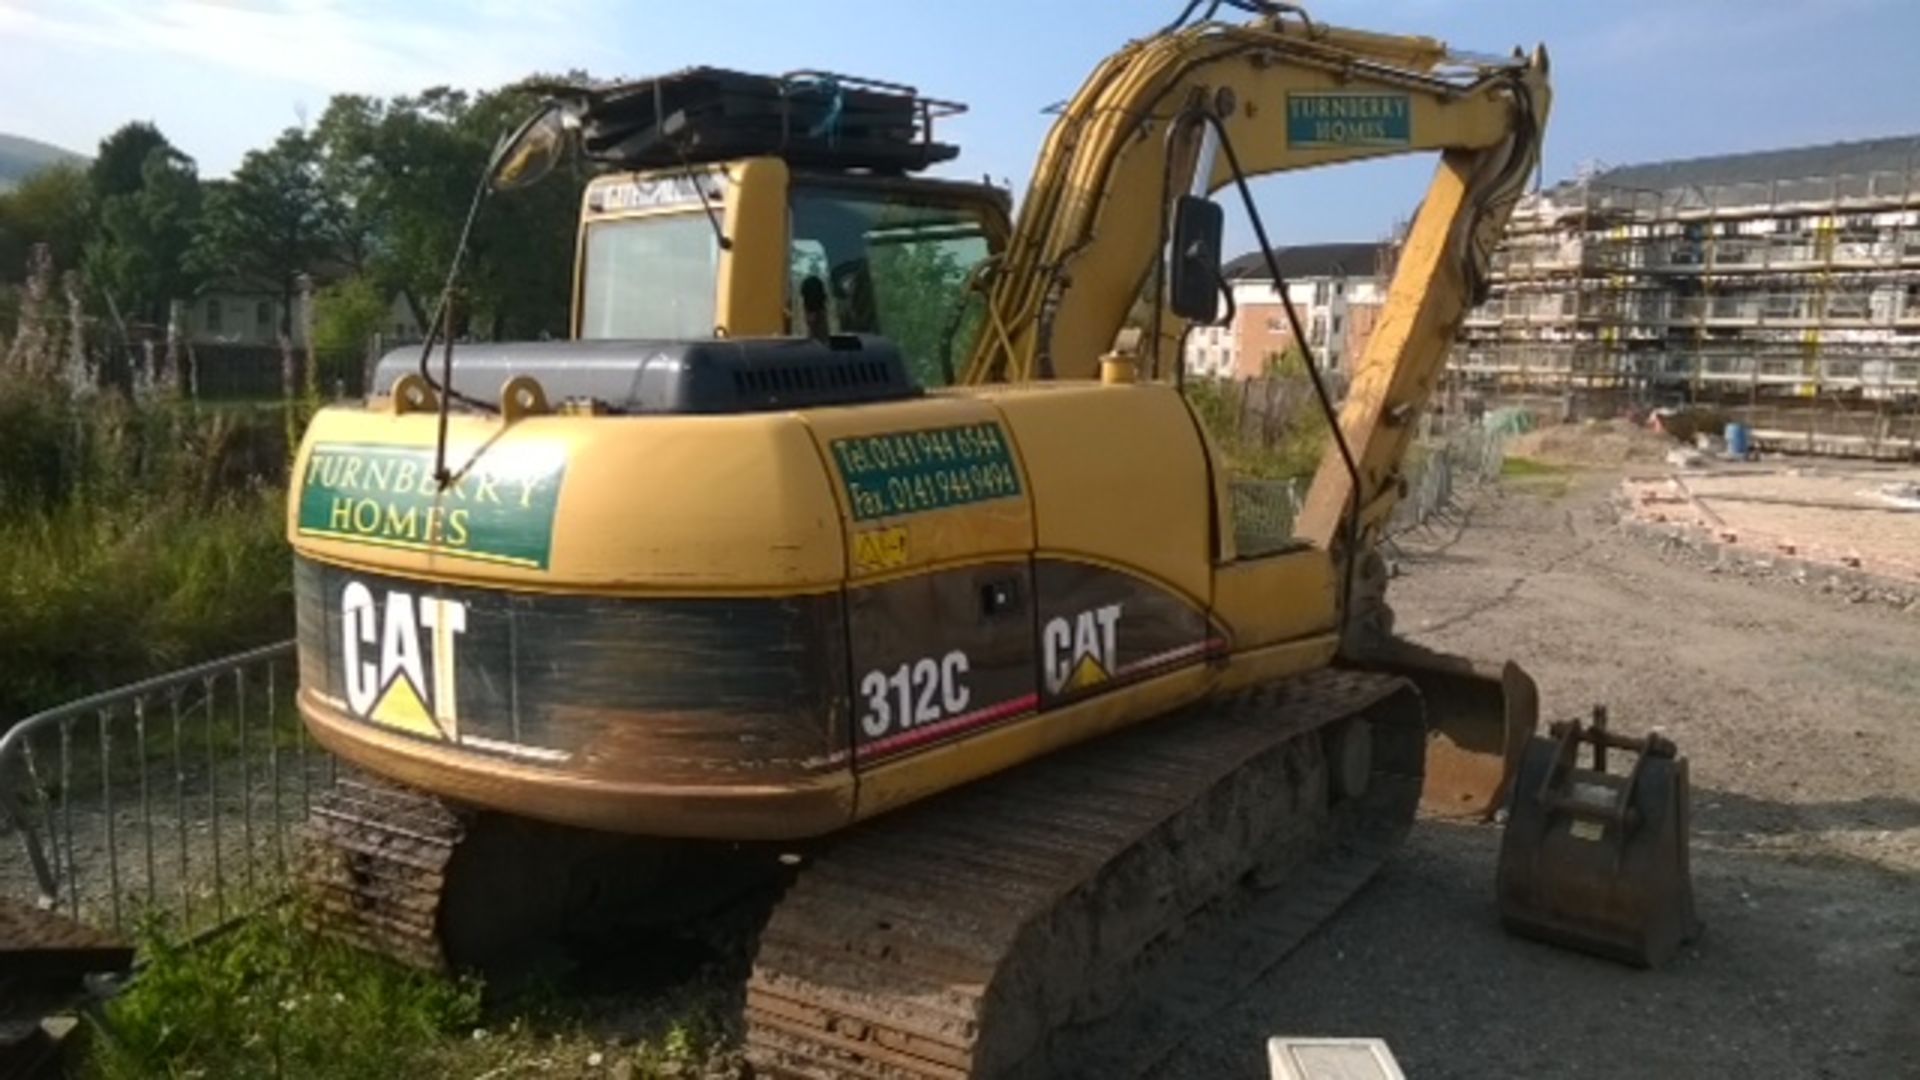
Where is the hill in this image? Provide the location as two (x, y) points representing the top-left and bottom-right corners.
(0, 132), (86, 190)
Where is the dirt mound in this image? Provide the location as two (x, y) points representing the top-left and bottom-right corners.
(1505, 418), (1675, 466)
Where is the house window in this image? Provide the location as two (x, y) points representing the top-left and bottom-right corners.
(256, 301), (272, 333)
(1332, 314), (1344, 335)
(1266, 316), (1286, 333)
(206, 299), (223, 333)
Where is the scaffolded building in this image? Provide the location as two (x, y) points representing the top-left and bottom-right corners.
(1453, 136), (1920, 457)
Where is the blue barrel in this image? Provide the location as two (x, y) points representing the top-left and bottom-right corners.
(1725, 422), (1751, 457)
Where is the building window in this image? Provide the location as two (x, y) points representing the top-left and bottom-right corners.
(1266, 316), (1286, 333)
(256, 301), (272, 333)
(206, 299), (222, 333)
(1332, 314), (1344, 335)
(1314, 282), (1329, 305)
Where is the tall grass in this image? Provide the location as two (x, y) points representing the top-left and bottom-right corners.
(0, 247), (292, 721)
(86, 902), (739, 1080)
(1182, 360), (1333, 481)
(87, 905), (483, 1080)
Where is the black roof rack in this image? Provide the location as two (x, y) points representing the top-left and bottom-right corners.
(554, 67), (964, 174)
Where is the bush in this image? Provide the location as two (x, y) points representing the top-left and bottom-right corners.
(0, 490), (289, 717)
(311, 274), (389, 361)
(0, 249), (292, 720)
(1182, 365), (1332, 482)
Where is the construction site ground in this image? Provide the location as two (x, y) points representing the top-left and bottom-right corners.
(1164, 468), (1920, 1080)
(1620, 464), (1920, 602)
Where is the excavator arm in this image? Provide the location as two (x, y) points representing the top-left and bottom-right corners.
(964, 4), (1551, 820)
(962, 4), (1549, 556)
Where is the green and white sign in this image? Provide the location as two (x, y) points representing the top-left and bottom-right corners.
(297, 442), (567, 569)
(1286, 92), (1412, 149)
(831, 422), (1022, 521)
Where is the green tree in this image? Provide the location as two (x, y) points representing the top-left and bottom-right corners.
(85, 148), (203, 325)
(90, 122), (175, 202)
(0, 163), (91, 284)
(192, 129), (338, 338)
(459, 84), (584, 339)
(312, 82), (584, 341)
(867, 238), (981, 386)
(310, 274), (388, 354)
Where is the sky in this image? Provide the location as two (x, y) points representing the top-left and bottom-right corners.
(3, 0), (1918, 254)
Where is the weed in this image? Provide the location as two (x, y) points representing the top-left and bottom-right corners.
(1183, 373), (1331, 482)
(88, 904), (483, 1080)
(1499, 456), (1573, 498)
(0, 488), (289, 719)
(85, 904), (744, 1080)
(0, 249), (293, 721)
(1499, 455), (1569, 478)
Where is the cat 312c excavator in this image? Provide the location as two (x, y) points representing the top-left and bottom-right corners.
(288, 3), (1691, 1076)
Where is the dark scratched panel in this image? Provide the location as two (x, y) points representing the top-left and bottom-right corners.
(293, 557), (846, 777)
(1034, 560), (1217, 707)
(846, 561), (1036, 762)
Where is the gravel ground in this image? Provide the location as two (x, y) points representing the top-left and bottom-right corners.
(1622, 464), (1920, 587)
(1166, 471), (1920, 1080)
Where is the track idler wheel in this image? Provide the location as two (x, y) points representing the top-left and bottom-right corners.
(1497, 708), (1702, 967)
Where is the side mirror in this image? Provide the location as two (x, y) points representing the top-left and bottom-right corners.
(487, 102), (576, 194)
(1168, 195), (1225, 323)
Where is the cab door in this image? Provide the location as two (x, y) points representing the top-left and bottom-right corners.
(988, 383), (1224, 709)
(802, 397), (1038, 768)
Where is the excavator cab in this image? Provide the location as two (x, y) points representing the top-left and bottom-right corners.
(509, 68), (1014, 388)
(571, 161), (1008, 388)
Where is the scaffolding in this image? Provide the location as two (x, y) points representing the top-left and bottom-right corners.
(1454, 141), (1920, 458)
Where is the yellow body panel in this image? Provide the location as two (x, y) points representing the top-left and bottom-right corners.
(715, 157), (792, 337)
(292, 405), (845, 593)
(853, 660), (1214, 820)
(1212, 550), (1340, 649)
(798, 393), (1033, 581)
(982, 382), (1213, 606)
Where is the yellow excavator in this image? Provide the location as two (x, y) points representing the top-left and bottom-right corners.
(291, 3), (1561, 1075)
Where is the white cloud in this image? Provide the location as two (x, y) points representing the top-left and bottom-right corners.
(0, 0), (620, 97)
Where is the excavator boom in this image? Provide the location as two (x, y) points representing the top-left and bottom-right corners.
(967, 6), (1549, 555)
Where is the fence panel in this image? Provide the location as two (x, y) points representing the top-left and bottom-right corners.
(1226, 423), (1505, 554)
(0, 640), (326, 936)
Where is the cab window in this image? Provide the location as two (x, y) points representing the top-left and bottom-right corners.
(580, 213), (719, 339)
(788, 187), (992, 386)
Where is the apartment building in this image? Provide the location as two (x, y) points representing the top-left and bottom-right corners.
(1456, 135), (1920, 454)
(1185, 241), (1387, 381)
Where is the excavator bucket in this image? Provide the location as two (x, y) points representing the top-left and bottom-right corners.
(1497, 709), (1701, 967)
(1348, 642), (1539, 820)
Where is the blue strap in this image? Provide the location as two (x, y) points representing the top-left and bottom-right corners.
(785, 75), (845, 144)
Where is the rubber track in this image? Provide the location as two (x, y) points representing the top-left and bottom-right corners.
(299, 772), (463, 972)
(743, 668), (1423, 1079)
